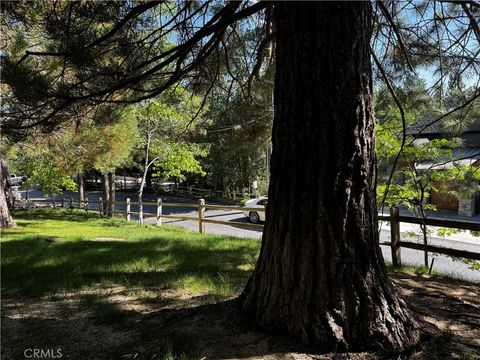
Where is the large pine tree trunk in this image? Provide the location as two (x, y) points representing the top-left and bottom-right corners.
(240, 2), (417, 352)
(0, 155), (16, 228)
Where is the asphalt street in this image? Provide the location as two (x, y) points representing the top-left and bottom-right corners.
(17, 188), (480, 282)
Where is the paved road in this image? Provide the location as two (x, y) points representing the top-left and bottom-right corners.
(17, 188), (480, 282)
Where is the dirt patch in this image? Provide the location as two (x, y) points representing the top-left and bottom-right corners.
(392, 274), (480, 358)
(1, 273), (479, 360)
(91, 237), (126, 242)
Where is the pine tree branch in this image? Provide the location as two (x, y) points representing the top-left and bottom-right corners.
(4, 1), (271, 131)
(16, 1), (163, 66)
(410, 92), (480, 141)
(461, 2), (480, 43)
(371, 48), (408, 211)
(377, 1), (415, 72)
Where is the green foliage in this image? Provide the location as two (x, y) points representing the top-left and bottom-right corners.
(20, 155), (77, 197)
(436, 227), (464, 238)
(90, 106), (139, 174)
(436, 165), (480, 199)
(134, 87), (207, 181)
(201, 67), (274, 193)
(375, 79), (480, 211)
(14, 105), (138, 191)
(375, 79), (480, 271)
(448, 257), (480, 271)
(376, 136), (460, 210)
(153, 142), (206, 179)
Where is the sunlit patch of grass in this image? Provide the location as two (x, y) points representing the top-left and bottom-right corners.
(236, 263), (256, 271)
(386, 262), (451, 279)
(175, 272), (235, 298)
(1, 209), (259, 301)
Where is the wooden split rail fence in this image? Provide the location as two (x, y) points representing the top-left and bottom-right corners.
(26, 198), (480, 266)
(164, 185), (259, 201)
(28, 196), (265, 234)
(379, 207), (480, 267)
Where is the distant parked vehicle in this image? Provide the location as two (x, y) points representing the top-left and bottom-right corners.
(9, 174), (27, 186)
(152, 179), (176, 192)
(243, 196), (267, 224)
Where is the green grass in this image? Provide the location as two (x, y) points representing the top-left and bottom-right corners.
(386, 263), (447, 278)
(3, 210), (479, 359)
(385, 262), (475, 282)
(1, 209), (259, 300)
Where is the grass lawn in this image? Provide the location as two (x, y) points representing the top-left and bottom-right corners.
(2, 209), (259, 300)
(1, 209), (259, 359)
(2, 209), (479, 360)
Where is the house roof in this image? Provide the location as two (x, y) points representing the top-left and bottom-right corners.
(416, 147), (480, 170)
(453, 147), (480, 161)
(406, 117), (480, 137)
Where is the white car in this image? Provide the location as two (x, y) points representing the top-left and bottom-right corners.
(9, 174), (27, 186)
(243, 196), (267, 224)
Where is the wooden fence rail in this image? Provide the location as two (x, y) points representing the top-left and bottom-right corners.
(379, 207), (480, 265)
(24, 198), (479, 264)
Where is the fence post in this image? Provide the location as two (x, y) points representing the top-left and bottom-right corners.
(198, 198), (205, 234)
(156, 198), (162, 226)
(390, 206), (401, 267)
(126, 198), (131, 222)
(69, 197), (73, 209)
(99, 197), (103, 216)
(61, 196), (65, 208)
(85, 198), (89, 212)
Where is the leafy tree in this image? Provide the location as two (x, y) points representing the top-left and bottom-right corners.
(154, 141), (206, 180)
(20, 156), (77, 204)
(78, 106), (139, 214)
(134, 88), (206, 223)
(375, 78), (480, 268)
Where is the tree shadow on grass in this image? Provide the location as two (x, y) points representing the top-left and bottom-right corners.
(2, 239), (476, 359)
(12, 209), (103, 224)
(3, 213), (474, 358)
(1, 234), (258, 299)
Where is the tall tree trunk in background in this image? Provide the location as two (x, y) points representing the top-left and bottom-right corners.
(108, 172), (115, 217)
(0, 154), (15, 228)
(101, 173), (110, 216)
(138, 163), (149, 225)
(77, 173), (84, 203)
(240, 2), (417, 352)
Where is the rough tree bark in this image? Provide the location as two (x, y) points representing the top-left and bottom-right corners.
(0, 154), (16, 228)
(240, 2), (417, 353)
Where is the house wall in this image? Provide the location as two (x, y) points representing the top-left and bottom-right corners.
(430, 180), (459, 211)
(430, 188), (459, 211)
